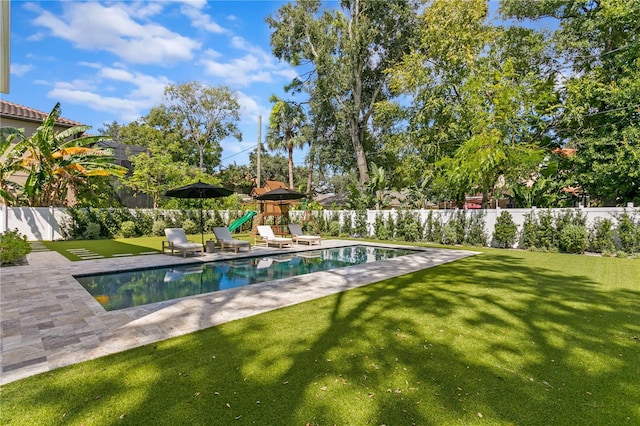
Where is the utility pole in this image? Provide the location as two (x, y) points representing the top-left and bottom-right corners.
(256, 115), (262, 188)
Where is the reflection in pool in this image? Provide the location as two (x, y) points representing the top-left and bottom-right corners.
(75, 245), (418, 311)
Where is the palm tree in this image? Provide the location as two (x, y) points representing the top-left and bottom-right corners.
(266, 96), (307, 189)
(7, 103), (127, 206)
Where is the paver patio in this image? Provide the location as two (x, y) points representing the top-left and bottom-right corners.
(0, 241), (478, 385)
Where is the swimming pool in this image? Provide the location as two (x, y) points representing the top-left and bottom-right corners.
(75, 245), (418, 311)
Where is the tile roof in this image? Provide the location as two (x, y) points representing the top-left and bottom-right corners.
(0, 100), (84, 127)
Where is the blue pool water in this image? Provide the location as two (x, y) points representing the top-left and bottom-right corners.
(75, 245), (417, 311)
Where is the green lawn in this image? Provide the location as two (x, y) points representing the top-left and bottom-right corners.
(42, 233), (253, 260)
(1, 247), (639, 425)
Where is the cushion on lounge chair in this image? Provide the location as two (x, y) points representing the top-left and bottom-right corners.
(288, 224), (322, 245)
(256, 225), (293, 248)
(213, 227), (251, 253)
(163, 228), (203, 257)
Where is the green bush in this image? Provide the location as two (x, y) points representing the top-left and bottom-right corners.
(374, 213), (391, 240)
(466, 213), (487, 246)
(133, 211), (154, 236)
(340, 214), (353, 236)
(559, 224), (589, 254)
(354, 210), (368, 237)
(0, 229), (32, 266)
(520, 213), (539, 250)
(440, 223), (457, 245)
(537, 210), (555, 250)
(152, 220), (168, 236)
(452, 211), (467, 244)
(182, 219), (198, 235)
(616, 212), (639, 253)
(493, 210), (518, 248)
(82, 222), (102, 240)
(328, 221), (341, 237)
(120, 221), (137, 238)
(589, 218), (615, 254)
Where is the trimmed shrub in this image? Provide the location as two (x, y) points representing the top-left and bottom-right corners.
(493, 210), (518, 248)
(120, 221), (137, 238)
(537, 210), (555, 250)
(520, 213), (538, 250)
(440, 223), (457, 245)
(182, 219), (198, 235)
(589, 218), (615, 254)
(134, 211), (154, 236)
(354, 210), (367, 237)
(0, 229), (32, 266)
(374, 213), (392, 240)
(559, 224), (588, 254)
(152, 220), (168, 236)
(466, 213), (487, 246)
(328, 221), (341, 237)
(340, 213), (353, 236)
(83, 222), (102, 240)
(616, 212), (639, 253)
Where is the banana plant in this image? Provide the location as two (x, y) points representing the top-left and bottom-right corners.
(7, 103), (127, 206)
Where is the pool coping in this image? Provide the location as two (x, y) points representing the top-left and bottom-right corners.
(0, 240), (479, 385)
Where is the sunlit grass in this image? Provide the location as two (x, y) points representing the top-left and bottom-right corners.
(42, 233), (252, 260)
(1, 247), (639, 424)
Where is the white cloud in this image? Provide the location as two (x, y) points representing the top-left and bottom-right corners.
(30, 2), (200, 65)
(10, 64), (34, 76)
(200, 55), (273, 86)
(47, 65), (171, 124)
(200, 37), (297, 87)
(180, 2), (227, 34)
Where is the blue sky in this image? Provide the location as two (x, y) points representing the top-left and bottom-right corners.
(6, 0), (301, 167)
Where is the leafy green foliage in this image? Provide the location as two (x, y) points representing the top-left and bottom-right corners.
(493, 210), (518, 248)
(120, 221), (137, 238)
(1, 103), (126, 207)
(559, 224), (589, 254)
(589, 218), (615, 254)
(0, 229), (31, 265)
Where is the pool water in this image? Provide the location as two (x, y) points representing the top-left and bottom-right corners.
(76, 245), (417, 311)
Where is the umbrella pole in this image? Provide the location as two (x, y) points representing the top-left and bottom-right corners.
(200, 200), (205, 247)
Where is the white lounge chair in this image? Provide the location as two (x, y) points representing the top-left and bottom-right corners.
(288, 223), (322, 245)
(213, 227), (251, 253)
(256, 225), (293, 248)
(163, 228), (204, 257)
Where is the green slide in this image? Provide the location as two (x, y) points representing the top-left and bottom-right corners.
(228, 211), (257, 232)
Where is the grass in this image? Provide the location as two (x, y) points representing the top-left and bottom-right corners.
(41, 233), (253, 261)
(1, 246), (639, 425)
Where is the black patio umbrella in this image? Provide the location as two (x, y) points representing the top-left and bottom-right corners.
(165, 181), (234, 245)
(254, 187), (306, 201)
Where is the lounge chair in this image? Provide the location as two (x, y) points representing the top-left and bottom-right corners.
(288, 223), (322, 245)
(256, 225), (293, 248)
(213, 227), (251, 253)
(163, 228), (204, 257)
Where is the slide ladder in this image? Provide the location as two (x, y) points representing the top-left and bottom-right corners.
(228, 210), (257, 232)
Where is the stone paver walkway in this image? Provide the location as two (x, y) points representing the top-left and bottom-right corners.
(0, 241), (478, 385)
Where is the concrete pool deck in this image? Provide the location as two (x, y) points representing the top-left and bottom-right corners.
(0, 240), (478, 385)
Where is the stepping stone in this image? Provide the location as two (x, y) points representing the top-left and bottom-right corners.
(140, 251), (160, 255)
(78, 255), (104, 260)
(112, 254), (133, 257)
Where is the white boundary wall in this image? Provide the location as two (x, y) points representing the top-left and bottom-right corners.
(1, 205), (637, 242)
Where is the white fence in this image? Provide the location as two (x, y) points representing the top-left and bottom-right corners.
(2, 205), (636, 244)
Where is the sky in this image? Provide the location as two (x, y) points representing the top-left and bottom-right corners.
(5, 0), (301, 168)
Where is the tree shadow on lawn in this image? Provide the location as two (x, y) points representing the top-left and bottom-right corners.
(3, 251), (639, 425)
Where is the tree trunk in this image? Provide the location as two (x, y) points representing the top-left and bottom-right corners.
(288, 146), (294, 189)
(350, 119), (369, 186)
(306, 154), (314, 196)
